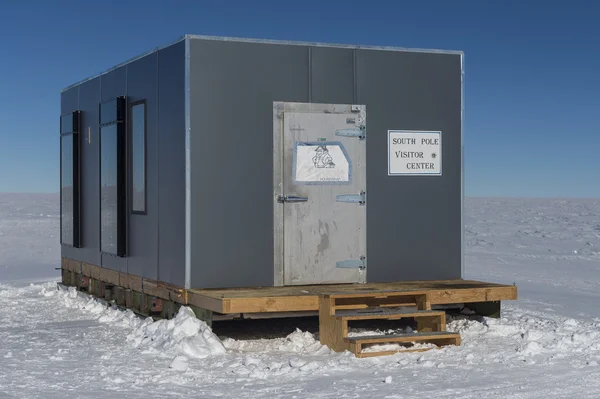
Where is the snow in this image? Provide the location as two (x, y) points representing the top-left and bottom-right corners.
(1, 194), (600, 398)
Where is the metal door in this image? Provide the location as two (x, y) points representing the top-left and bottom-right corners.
(273, 102), (367, 286)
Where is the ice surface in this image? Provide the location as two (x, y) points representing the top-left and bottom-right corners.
(1, 194), (600, 398)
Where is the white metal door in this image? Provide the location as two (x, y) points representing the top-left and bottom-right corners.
(273, 102), (366, 286)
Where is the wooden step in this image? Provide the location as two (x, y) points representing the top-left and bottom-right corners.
(335, 309), (445, 321)
(324, 291), (432, 312)
(345, 331), (461, 358)
(345, 331), (460, 343)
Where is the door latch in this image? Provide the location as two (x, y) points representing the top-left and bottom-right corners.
(335, 125), (366, 140)
(336, 256), (366, 270)
(277, 195), (309, 203)
(336, 191), (366, 205)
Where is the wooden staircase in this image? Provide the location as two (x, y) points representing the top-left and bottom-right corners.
(318, 291), (461, 358)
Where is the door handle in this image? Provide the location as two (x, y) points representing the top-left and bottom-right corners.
(277, 195), (309, 203)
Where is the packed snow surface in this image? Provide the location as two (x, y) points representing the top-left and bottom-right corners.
(1, 194), (600, 398)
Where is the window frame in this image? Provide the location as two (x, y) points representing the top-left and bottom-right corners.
(129, 100), (147, 215)
(98, 96), (127, 257)
(59, 110), (81, 248)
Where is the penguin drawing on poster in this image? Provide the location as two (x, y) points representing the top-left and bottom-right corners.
(312, 146), (335, 169)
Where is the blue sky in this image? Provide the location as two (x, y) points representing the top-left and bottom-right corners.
(0, 0), (598, 197)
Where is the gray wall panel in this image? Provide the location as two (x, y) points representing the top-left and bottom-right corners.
(77, 78), (101, 266)
(60, 87), (80, 260)
(356, 50), (462, 281)
(126, 53), (159, 280)
(99, 67), (128, 273)
(61, 87), (78, 113)
(310, 47), (354, 104)
(189, 39), (309, 288)
(157, 41), (186, 286)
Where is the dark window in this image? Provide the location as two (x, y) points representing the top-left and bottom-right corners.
(131, 102), (146, 214)
(61, 134), (74, 244)
(100, 124), (119, 253)
(99, 97), (127, 256)
(60, 111), (80, 247)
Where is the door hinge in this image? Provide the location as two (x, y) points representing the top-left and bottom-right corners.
(336, 191), (366, 205)
(336, 256), (366, 270)
(335, 125), (366, 140)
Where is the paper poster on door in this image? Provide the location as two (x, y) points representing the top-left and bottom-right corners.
(293, 142), (351, 184)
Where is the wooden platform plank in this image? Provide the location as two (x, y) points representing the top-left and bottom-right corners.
(62, 258), (81, 273)
(81, 262), (93, 277)
(226, 295), (317, 314)
(188, 280), (517, 314)
(189, 279), (514, 299)
(98, 267), (120, 286)
(142, 279), (170, 299)
(187, 292), (228, 314)
(119, 272), (130, 289)
(128, 275), (143, 293)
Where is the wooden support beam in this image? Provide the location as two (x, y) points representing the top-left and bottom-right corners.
(132, 291), (144, 313)
(114, 287), (126, 306)
(104, 285), (114, 301)
(61, 269), (70, 286)
(93, 280), (105, 298)
(416, 293), (432, 310)
(417, 313), (446, 333)
(189, 305), (213, 327)
(88, 278), (95, 295)
(161, 300), (180, 320)
(148, 297), (163, 315)
(139, 293), (150, 315)
(77, 275), (90, 291)
(124, 289), (133, 308)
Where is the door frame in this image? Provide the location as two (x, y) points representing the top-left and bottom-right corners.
(272, 101), (367, 286)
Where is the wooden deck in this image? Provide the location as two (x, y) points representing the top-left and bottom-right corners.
(61, 258), (517, 317)
(187, 279), (517, 314)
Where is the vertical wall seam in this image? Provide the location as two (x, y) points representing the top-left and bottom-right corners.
(460, 53), (465, 278)
(156, 49), (161, 282)
(308, 47), (312, 102)
(125, 64), (129, 275)
(353, 49), (357, 104)
(99, 75), (102, 268)
(184, 36), (191, 289)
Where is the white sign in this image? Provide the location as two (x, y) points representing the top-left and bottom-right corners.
(388, 130), (442, 176)
(295, 144), (350, 183)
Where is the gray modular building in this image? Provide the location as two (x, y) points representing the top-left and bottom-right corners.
(60, 35), (464, 290)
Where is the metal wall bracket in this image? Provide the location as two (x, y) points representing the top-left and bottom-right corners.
(335, 126), (366, 140)
(336, 191), (366, 205)
(336, 256), (366, 270)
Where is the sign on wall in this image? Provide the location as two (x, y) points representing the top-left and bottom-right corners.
(388, 130), (442, 176)
(294, 142), (351, 184)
